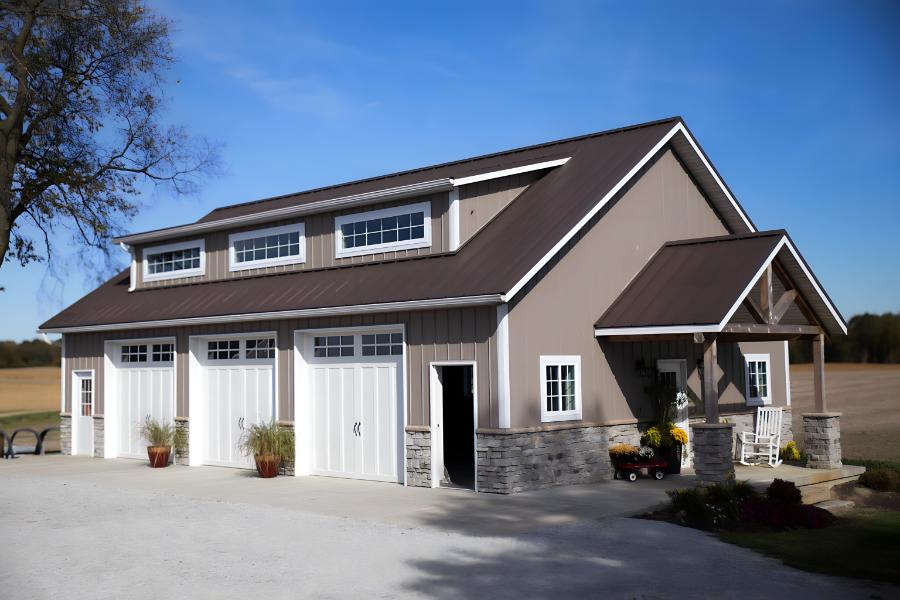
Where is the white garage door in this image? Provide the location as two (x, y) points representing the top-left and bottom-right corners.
(201, 336), (276, 469)
(115, 342), (175, 460)
(307, 332), (402, 483)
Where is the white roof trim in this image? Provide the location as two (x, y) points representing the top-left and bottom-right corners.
(780, 237), (847, 335)
(594, 324), (721, 336)
(716, 237), (787, 329)
(114, 178), (455, 245)
(503, 122), (756, 302)
(451, 157), (570, 187)
(39, 294), (504, 334)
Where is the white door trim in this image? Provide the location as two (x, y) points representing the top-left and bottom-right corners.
(429, 361), (478, 491)
(293, 324), (407, 484)
(656, 358), (690, 468)
(188, 331), (278, 468)
(71, 369), (95, 456)
(103, 336), (177, 459)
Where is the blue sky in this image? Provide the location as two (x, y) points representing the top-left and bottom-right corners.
(2, 0), (898, 341)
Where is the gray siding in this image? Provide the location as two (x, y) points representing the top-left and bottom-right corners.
(458, 171), (541, 245)
(62, 306), (498, 428)
(505, 148), (791, 427)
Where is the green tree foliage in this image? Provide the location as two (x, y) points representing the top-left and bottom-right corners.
(790, 312), (900, 363)
(0, 338), (60, 367)
(0, 0), (219, 274)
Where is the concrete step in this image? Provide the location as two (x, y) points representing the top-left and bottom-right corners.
(799, 483), (833, 505)
(815, 499), (855, 516)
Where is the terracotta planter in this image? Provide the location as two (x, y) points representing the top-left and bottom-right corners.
(147, 445), (171, 468)
(255, 454), (280, 478)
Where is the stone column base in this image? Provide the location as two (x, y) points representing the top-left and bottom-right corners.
(691, 423), (735, 484)
(406, 428), (431, 487)
(60, 414), (72, 455)
(174, 417), (190, 466)
(92, 415), (105, 458)
(803, 413), (842, 469)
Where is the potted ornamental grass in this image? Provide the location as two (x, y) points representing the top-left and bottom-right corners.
(239, 420), (294, 478)
(139, 416), (179, 468)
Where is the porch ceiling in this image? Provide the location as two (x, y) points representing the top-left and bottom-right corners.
(594, 230), (846, 339)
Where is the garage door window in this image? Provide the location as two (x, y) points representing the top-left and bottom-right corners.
(314, 336), (354, 357)
(361, 333), (403, 356)
(121, 345), (148, 363)
(208, 340), (240, 360)
(246, 338), (275, 359)
(152, 343), (174, 362)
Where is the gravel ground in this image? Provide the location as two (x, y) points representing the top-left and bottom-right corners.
(1, 471), (893, 600)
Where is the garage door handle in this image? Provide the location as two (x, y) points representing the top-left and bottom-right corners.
(238, 417), (244, 430)
(352, 422), (358, 436)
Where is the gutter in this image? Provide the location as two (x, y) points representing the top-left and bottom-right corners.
(38, 294), (504, 334)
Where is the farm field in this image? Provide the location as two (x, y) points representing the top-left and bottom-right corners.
(1, 364), (898, 461)
(790, 363), (900, 461)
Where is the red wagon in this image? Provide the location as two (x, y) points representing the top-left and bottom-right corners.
(614, 458), (669, 482)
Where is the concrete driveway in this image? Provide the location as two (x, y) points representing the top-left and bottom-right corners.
(0, 456), (890, 599)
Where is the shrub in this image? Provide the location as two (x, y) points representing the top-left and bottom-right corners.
(780, 441), (801, 462)
(642, 426), (663, 448)
(667, 482), (759, 530)
(139, 416), (175, 447)
(859, 468), (900, 492)
(844, 458), (900, 478)
(766, 478), (802, 505)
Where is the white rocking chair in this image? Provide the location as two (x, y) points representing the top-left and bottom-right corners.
(739, 407), (783, 467)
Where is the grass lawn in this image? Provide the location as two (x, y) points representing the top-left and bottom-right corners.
(719, 511), (900, 585)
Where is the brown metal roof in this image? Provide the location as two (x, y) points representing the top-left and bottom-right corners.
(42, 119), (682, 330)
(595, 230), (847, 336)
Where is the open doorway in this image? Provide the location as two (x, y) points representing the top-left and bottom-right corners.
(430, 363), (476, 490)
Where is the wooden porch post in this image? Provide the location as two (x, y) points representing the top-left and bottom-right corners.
(703, 334), (719, 424)
(813, 332), (827, 412)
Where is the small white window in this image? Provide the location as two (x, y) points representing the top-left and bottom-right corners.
(745, 353), (771, 406)
(334, 201), (431, 258)
(540, 355), (582, 422)
(207, 340), (240, 360)
(313, 335), (355, 358)
(121, 344), (148, 363)
(361, 333), (403, 356)
(246, 338), (276, 359)
(228, 223), (306, 271)
(151, 343), (174, 362)
(142, 239), (205, 282)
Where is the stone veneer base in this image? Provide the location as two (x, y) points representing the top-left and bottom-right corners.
(405, 429), (432, 487)
(475, 423), (641, 494)
(803, 413), (842, 469)
(92, 415), (105, 458)
(60, 414), (72, 455)
(174, 418), (190, 466)
(691, 423), (735, 484)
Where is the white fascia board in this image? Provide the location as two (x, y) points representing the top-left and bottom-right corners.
(502, 123), (758, 303)
(780, 238), (847, 335)
(451, 157), (571, 187)
(113, 178), (455, 246)
(716, 237), (787, 329)
(594, 324), (720, 337)
(38, 294), (504, 334)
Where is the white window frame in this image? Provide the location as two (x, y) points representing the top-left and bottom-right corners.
(228, 222), (306, 272)
(334, 201), (432, 259)
(142, 238), (205, 282)
(744, 353), (772, 406)
(539, 355), (582, 423)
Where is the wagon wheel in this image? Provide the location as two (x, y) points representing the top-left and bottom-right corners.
(627, 471), (638, 482)
(653, 469), (665, 480)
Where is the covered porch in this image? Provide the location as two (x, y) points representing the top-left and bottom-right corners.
(595, 230), (848, 483)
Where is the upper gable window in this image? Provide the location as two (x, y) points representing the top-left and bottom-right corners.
(142, 239), (205, 282)
(334, 201), (431, 258)
(228, 223), (306, 271)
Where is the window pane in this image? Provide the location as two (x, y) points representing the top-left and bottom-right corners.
(411, 212), (424, 226)
(410, 225), (425, 239)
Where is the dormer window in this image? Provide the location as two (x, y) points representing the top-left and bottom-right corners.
(228, 223), (306, 271)
(142, 239), (205, 282)
(334, 201), (431, 258)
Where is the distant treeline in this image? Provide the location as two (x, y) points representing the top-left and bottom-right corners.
(790, 312), (900, 364)
(0, 339), (61, 368)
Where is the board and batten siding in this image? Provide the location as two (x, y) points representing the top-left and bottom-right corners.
(61, 305), (499, 429)
(134, 193), (452, 288)
(505, 147), (789, 427)
(458, 171), (542, 245)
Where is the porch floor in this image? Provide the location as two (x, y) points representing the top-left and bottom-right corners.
(733, 463), (865, 488)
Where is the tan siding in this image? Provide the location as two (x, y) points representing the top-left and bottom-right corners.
(458, 171), (540, 244)
(62, 306), (497, 431)
(135, 194), (451, 289)
(507, 148), (761, 427)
